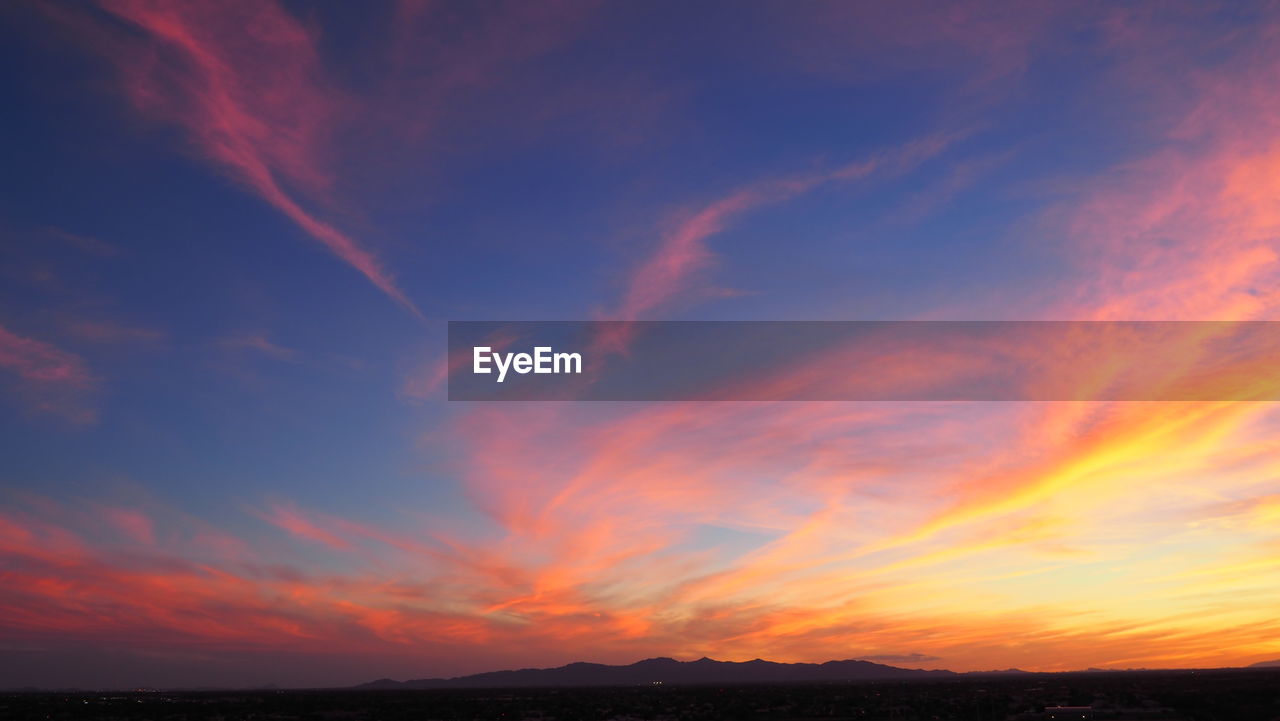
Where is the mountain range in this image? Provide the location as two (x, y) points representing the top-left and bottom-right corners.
(357, 656), (957, 689)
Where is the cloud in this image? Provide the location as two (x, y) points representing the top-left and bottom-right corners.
(0, 324), (97, 421)
(414, 13), (1280, 671)
(45, 0), (602, 323)
(78, 0), (421, 317)
(859, 653), (941, 664)
(98, 505), (156, 545)
(606, 133), (962, 324)
(0, 325), (93, 386)
(14, 0), (1280, 684)
(256, 503), (352, 551)
(6, 483), (1280, 679)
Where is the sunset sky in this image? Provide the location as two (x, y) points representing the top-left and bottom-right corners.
(3, 1), (1280, 689)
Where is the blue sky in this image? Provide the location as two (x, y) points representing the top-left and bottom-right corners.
(3, 1), (1280, 688)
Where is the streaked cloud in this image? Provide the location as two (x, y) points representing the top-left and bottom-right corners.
(77, 0), (421, 316)
(607, 134), (961, 324)
(10, 0), (1280, 687)
(0, 324), (97, 421)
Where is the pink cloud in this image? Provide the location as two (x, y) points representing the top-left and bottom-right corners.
(0, 325), (93, 386)
(13, 0), (1280, 680)
(98, 505), (156, 545)
(411, 14), (1280, 664)
(582, 134), (962, 358)
(0, 324), (97, 421)
(605, 133), (960, 325)
(257, 503), (353, 551)
(82, 0), (421, 317)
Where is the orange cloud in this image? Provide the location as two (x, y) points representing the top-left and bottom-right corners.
(14, 1), (1280, 680)
(408, 10), (1280, 672)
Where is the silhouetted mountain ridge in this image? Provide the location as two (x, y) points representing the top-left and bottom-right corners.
(356, 656), (954, 689)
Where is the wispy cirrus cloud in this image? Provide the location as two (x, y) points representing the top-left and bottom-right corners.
(408, 9), (1280, 674)
(52, 1), (608, 322)
(257, 502), (352, 551)
(606, 134), (962, 324)
(15, 0), (1280, 684)
(0, 325), (93, 386)
(0, 324), (97, 422)
(8, 441), (1280, 683)
(73, 0), (422, 317)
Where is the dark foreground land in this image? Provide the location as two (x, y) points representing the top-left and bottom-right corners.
(4, 669), (1278, 721)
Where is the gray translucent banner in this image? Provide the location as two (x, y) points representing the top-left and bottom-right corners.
(447, 321), (1280, 401)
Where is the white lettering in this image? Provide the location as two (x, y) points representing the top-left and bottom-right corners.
(473, 346), (492, 374)
(554, 351), (581, 374)
(493, 350), (514, 382)
(474, 346), (583, 382)
(512, 353), (532, 375)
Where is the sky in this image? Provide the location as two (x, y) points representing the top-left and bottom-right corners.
(2, 0), (1280, 689)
